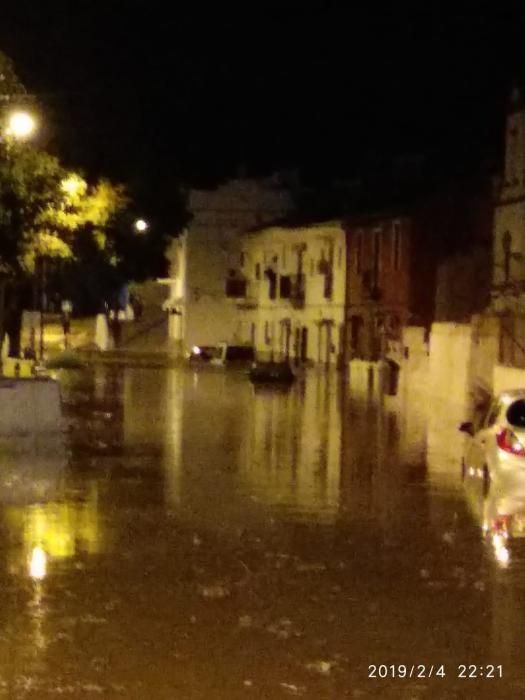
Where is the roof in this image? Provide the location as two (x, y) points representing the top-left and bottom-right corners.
(242, 216), (342, 235)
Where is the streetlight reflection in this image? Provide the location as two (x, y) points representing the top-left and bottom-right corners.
(29, 546), (47, 580)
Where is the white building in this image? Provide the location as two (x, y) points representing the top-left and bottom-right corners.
(492, 88), (525, 312)
(161, 176), (293, 355)
(229, 221), (346, 365)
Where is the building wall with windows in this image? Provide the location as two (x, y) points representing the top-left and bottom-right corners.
(230, 221), (346, 364)
(344, 215), (411, 363)
(161, 176), (293, 354)
(492, 90), (525, 312)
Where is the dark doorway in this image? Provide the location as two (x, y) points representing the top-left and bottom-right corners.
(350, 315), (363, 357)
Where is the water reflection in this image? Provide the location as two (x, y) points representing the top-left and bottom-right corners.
(244, 371), (341, 522)
(3, 478), (102, 577)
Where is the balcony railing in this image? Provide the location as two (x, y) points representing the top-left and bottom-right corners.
(225, 278), (259, 308)
(290, 273), (306, 309)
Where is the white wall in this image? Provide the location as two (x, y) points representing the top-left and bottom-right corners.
(493, 364), (525, 394)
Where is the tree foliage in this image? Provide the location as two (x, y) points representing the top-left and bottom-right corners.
(0, 50), (26, 99)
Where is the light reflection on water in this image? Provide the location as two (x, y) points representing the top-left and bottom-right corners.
(1, 366), (525, 696)
(119, 366), (460, 527)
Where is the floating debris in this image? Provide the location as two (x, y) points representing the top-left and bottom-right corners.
(198, 583), (231, 599)
(305, 659), (335, 675)
(296, 562), (326, 573)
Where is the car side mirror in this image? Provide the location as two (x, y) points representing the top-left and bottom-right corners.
(459, 421), (474, 436)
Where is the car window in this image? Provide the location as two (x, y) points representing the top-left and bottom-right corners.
(507, 399), (525, 428)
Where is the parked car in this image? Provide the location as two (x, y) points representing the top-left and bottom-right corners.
(187, 345), (220, 363)
(459, 388), (525, 539)
(210, 343), (255, 367)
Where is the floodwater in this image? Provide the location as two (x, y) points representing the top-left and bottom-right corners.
(0, 365), (524, 699)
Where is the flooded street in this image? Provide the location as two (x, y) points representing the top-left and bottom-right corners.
(1, 365), (525, 698)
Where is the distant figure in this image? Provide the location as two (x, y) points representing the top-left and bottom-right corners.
(61, 311), (71, 348)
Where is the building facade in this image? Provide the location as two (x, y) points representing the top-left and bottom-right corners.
(161, 176), (293, 354)
(228, 221), (346, 365)
(344, 215), (412, 364)
(492, 88), (525, 313)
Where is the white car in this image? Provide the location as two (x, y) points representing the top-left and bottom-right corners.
(460, 389), (525, 539)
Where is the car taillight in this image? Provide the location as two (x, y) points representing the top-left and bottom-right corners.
(493, 514), (513, 537)
(496, 428), (525, 456)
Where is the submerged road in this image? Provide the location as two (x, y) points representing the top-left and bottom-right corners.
(0, 365), (524, 698)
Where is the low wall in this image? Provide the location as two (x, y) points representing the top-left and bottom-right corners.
(20, 313), (98, 354)
(0, 378), (63, 437)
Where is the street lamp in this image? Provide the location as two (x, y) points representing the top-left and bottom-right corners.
(5, 109), (37, 140)
(134, 218), (148, 233)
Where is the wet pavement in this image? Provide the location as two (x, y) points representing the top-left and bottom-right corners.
(1, 365), (525, 698)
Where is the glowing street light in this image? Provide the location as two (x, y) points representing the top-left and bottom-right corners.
(134, 218), (148, 233)
(6, 110), (37, 140)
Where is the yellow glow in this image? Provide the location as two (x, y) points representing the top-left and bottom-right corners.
(29, 547), (47, 580)
(134, 218), (148, 233)
(492, 534), (510, 568)
(6, 110), (37, 139)
(61, 174), (86, 198)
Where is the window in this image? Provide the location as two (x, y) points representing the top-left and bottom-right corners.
(310, 258), (314, 276)
(323, 273), (333, 300)
(355, 232), (362, 273)
(265, 268), (277, 299)
(392, 223), (401, 270)
(240, 251), (245, 268)
(280, 275), (292, 298)
(225, 278), (247, 297)
(255, 263), (261, 280)
(338, 245), (342, 269)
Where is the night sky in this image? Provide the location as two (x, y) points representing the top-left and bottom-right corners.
(1, 5), (524, 228)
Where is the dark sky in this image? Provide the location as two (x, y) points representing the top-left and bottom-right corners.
(0, 5), (523, 225)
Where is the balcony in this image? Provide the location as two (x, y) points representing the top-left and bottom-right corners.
(290, 273), (306, 309)
(225, 277), (259, 309)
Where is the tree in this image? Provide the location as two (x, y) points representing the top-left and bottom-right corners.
(0, 140), (130, 356)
